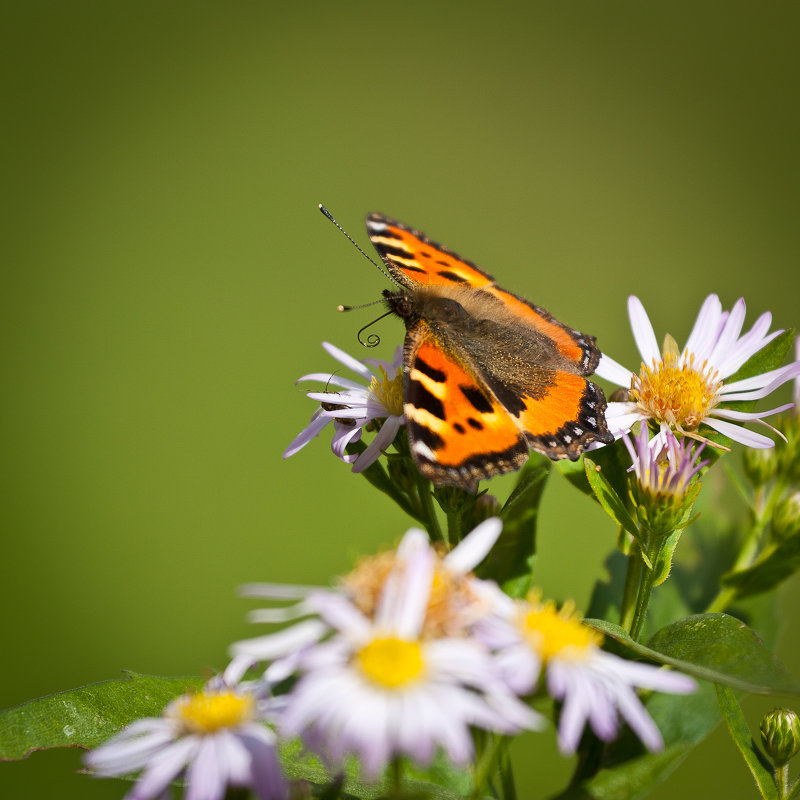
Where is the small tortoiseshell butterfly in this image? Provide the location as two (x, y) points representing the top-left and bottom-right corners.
(366, 212), (614, 493)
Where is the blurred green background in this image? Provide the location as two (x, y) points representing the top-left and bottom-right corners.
(2, 2), (799, 798)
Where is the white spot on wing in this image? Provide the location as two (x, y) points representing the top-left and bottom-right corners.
(366, 220), (387, 231)
(413, 441), (437, 462)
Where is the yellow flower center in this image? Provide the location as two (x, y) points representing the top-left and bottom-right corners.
(171, 690), (255, 734)
(369, 366), (404, 418)
(520, 599), (602, 662)
(631, 351), (721, 430)
(356, 636), (425, 688)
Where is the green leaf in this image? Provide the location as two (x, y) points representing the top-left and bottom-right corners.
(586, 614), (800, 695)
(478, 455), (549, 597)
(721, 530), (800, 600)
(0, 672), (202, 760)
(715, 685), (778, 800)
(583, 457), (641, 545)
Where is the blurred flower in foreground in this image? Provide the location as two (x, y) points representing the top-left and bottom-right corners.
(624, 423), (707, 535)
(84, 663), (286, 800)
(595, 295), (800, 448)
(283, 342), (405, 473)
(483, 594), (697, 755)
(233, 519), (540, 777)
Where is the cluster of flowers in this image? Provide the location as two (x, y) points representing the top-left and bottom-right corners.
(85, 519), (696, 799)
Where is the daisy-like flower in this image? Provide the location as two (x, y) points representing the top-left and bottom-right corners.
(624, 423), (708, 502)
(483, 594), (696, 755)
(272, 529), (541, 777)
(84, 663), (287, 800)
(283, 342), (405, 473)
(232, 518), (509, 671)
(595, 295), (800, 449)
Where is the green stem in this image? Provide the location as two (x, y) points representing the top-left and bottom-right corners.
(498, 741), (517, 800)
(706, 478), (787, 613)
(446, 508), (463, 545)
(620, 540), (644, 633)
(569, 732), (606, 785)
(416, 472), (445, 544)
(471, 734), (505, 798)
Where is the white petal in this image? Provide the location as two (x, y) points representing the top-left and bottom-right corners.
(711, 404), (794, 421)
(628, 296), (661, 365)
(230, 618), (329, 661)
(185, 736), (227, 800)
(321, 342), (374, 380)
(682, 294), (722, 362)
(282, 412), (330, 458)
(237, 583), (318, 600)
(702, 417), (777, 448)
(128, 737), (199, 800)
(707, 298), (746, 369)
(351, 415), (401, 473)
(445, 518), (503, 574)
(295, 373), (365, 390)
(594, 354), (634, 386)
(722, 362), (800, 400)
(603, 403), (646, 438)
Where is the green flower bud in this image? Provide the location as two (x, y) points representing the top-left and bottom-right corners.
(760, 707), (800, 766)
(433, 485), (474, 514)
(742, 446), (778, 487)
(772, 491), (800, 543)
(472, 493), (501, 523)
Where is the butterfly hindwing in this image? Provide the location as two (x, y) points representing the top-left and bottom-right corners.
(403, 324), (528, 492)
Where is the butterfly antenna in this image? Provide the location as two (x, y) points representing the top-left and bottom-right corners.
(318, 204), (398, 285)
(355, 309), (394, 348)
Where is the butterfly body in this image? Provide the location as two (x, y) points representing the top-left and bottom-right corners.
(368, 213), (613, 491)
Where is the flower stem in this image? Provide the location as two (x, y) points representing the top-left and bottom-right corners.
(620, 537), (644, 633)
(778, 762), (789, 800)
(415, 472), (445, 544)
(471, 734), (505, 798)
(498, 742), (517, 800)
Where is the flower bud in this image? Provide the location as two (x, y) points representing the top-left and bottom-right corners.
(771, 491), (800, 543)
(742, 446), (778, 487)
(472, 493), (501, 523)
(760, 707), (800, 767)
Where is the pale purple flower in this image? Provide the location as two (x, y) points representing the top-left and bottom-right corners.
(623, 424), (708, 500)
(595, 295), (800, 449)
(283, 342), (405, 473)
(480, 596), (696, 755)
(84, 666), (286, 800)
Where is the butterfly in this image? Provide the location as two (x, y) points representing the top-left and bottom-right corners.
(366, 212), (614, 493)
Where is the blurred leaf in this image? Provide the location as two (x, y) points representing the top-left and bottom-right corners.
(584, 457), (641, 544)
(715, 685), (778, 800)
(721, 530), (800, 600)
(0, 672), (202, 760)
(558, 439), (632, 505)
(587, 614), (800, 695)
(585, 550), (627, 626)
(478, 455), (550, 597)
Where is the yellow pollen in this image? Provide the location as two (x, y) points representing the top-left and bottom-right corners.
(369, 367), (405, 418)
(171, 690), (254, 734)
(357, 636), (425, 688)
(520, 599), (602, 661)
(631, 351), (721, 430)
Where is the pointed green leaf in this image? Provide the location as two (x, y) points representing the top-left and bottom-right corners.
(0, 672), (202, 760)
(583, 457), (641, 543)
(721, 530), (800, 600)
(586, 614), (800, 695)
(478, 455), (549, 597)
(651, 481), (702, 587)
(715, 685), (778, 800)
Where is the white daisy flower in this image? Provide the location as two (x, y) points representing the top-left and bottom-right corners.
(84, 666), (287, 800)
(483, 595), (696, 755)
(283, 342), (405, 473)
(274, 533), (541, 778)
(595, 295), (800, 449)
(231, 518), (509, 670)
